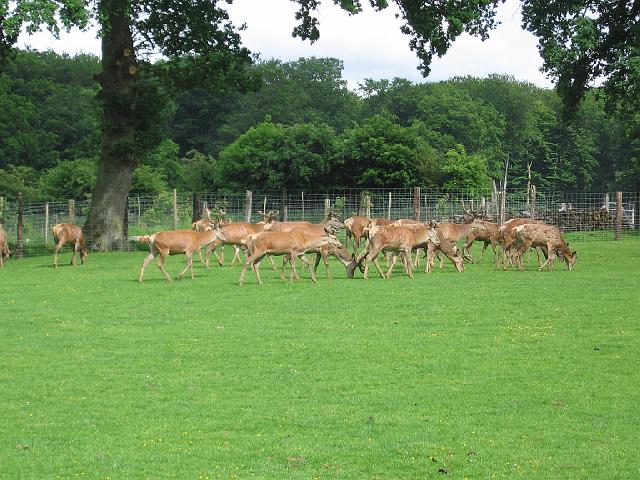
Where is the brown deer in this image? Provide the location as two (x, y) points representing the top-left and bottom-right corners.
(207, 210), (278, 268)
(278, 216), (357, 279)
(495, 218), (545, 269)
(52, 223), (88, 267)
(462, 220), (500, 264)
(239, 230), (342, 285)
(132, 222), (227, 282)
(344, 216), (394, 253)
(192, 207), (230, 266)
(513, 224), (577, 271)
(355, 223), (450, 279)
(425, 228), (465, 274)
(0, 224), (10, 267)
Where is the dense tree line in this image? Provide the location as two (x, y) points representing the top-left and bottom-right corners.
(0, 49), (637, 201)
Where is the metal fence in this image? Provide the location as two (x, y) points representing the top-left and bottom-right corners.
(0, 188), (638, 258)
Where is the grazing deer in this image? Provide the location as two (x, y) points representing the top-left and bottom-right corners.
(425, 228), (465, 273)
(52, 223), (88, 267)
(495, 218), (545, 269)
(132, 222), (227, 282)
(0, 224), (10, 267)
(278, 216), (356, 279)
(239, 230), (342, 285)
(513, 224), (577, 271)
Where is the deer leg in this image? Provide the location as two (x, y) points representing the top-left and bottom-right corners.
(156, 251), (172, 282)
(297, 253), (317, 283)
(280, 255), (289, 281)
(53, 238), (66, 267)
(371, 250), (387, 279)
(403, 247), (414, 278)
(239, 252), (264, 285)
(139, 253), (155, 282)
(385, 253), (399, 278)
(177, 252), (194, 279)
(212, 242), (224, 266)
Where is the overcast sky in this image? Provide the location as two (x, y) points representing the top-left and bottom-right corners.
(18, 0), (554, 91)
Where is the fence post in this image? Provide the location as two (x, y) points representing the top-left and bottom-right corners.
(17, 192), (24, 258)
(245, 190), (253, 222)
(491, 180), (498, 219)
(364, 193), (371, 218)
(192, 193), (201, 223)
(413, 186), (421, 221)
(301, 192), (305, 220)
(324, 196), (331, 219)
(44, 202), (49, 244)
(604, 193), (610, 214)
(137, 197), (141, 226)
(387, 192), (392, 219)
(172, 189), (178, 230)
(68, 199), (75, 224)
(281, 187), (287, 221)
(263, 197), (267, 217)
(616, 191), (623, 240)
(530, 185), (536, 219)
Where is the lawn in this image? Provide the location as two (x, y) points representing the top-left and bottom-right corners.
(1, 240), (639, 479)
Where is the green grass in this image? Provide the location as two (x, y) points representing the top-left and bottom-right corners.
(1, 240), (639, 479)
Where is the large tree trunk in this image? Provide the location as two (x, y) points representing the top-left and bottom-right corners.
(84, 0), (137, 250)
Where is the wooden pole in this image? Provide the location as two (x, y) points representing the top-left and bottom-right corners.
(364, 193), (371, 218)
(45, 202), (50, 244)
(324, 197), (331, 219)
(263, 197), (267, 217)
(137, 196), (141, 226)
(68, 199), (75, 224)
(616, 191), (623, 240)
(387, 191), (392, 220)
(530, 185), (536, 219)
(413, 186), (421, 221)
(301, 192), (305, 220)
(172, 189), (178, 230)
(123, 196), (129, 241)
(500, 156), (509, 224)
(17, 192), (24, 258)
(281, 187), (287, 221)
(245, 190), (253, 223)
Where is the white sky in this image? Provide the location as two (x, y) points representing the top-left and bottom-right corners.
(17, 0), (554, 91)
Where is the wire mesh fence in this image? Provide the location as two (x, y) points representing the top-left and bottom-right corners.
(0, 188), (637, 258)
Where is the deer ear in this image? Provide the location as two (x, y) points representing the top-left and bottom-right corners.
(573, 251), (577, 256)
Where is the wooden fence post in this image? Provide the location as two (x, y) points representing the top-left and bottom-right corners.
(172, 189), (178, 230)
(281, 187), (287, 221)
(301, 192), (305, 220)
(68, 199), (75, 224)
(17, 192), (24, 258)
(364, 193), (371, 218)
(616, 191), (623, 240)
(387, 192), (392, 220)
(245, 190), (253, 222)
(530, 185), (536, 219)
(44, 202), (49, 244)
(413, 186), (421, 221)
(137, 197), (141, 226)
(324, 196), (331, 219)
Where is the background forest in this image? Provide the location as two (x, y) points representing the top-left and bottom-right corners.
(0, 49), (637, 202)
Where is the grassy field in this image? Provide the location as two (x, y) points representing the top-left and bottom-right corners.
(1, 240), (639, 479)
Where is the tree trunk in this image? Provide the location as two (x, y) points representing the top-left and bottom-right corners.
(84, 0), (138, 250)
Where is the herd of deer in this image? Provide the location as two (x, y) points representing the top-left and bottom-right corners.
(0, 204), (578, 282)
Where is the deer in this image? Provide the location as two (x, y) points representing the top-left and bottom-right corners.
(425, 228), (465, 274)
(52, 223), (88, 267)
(0, 224), (10, 267)
(192, 207), (230, 266)
(494, 218), (545, 269)
(206, 210), (278, 268)
(355, 222), (460, 279)
(344, 216), (394, 254)
(131, 221), (227, 282)
(513, 223), (577, 271)
(462, 220), (500, 264)
(239, 230), (343, 285)
(277, 216), (357, 280)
